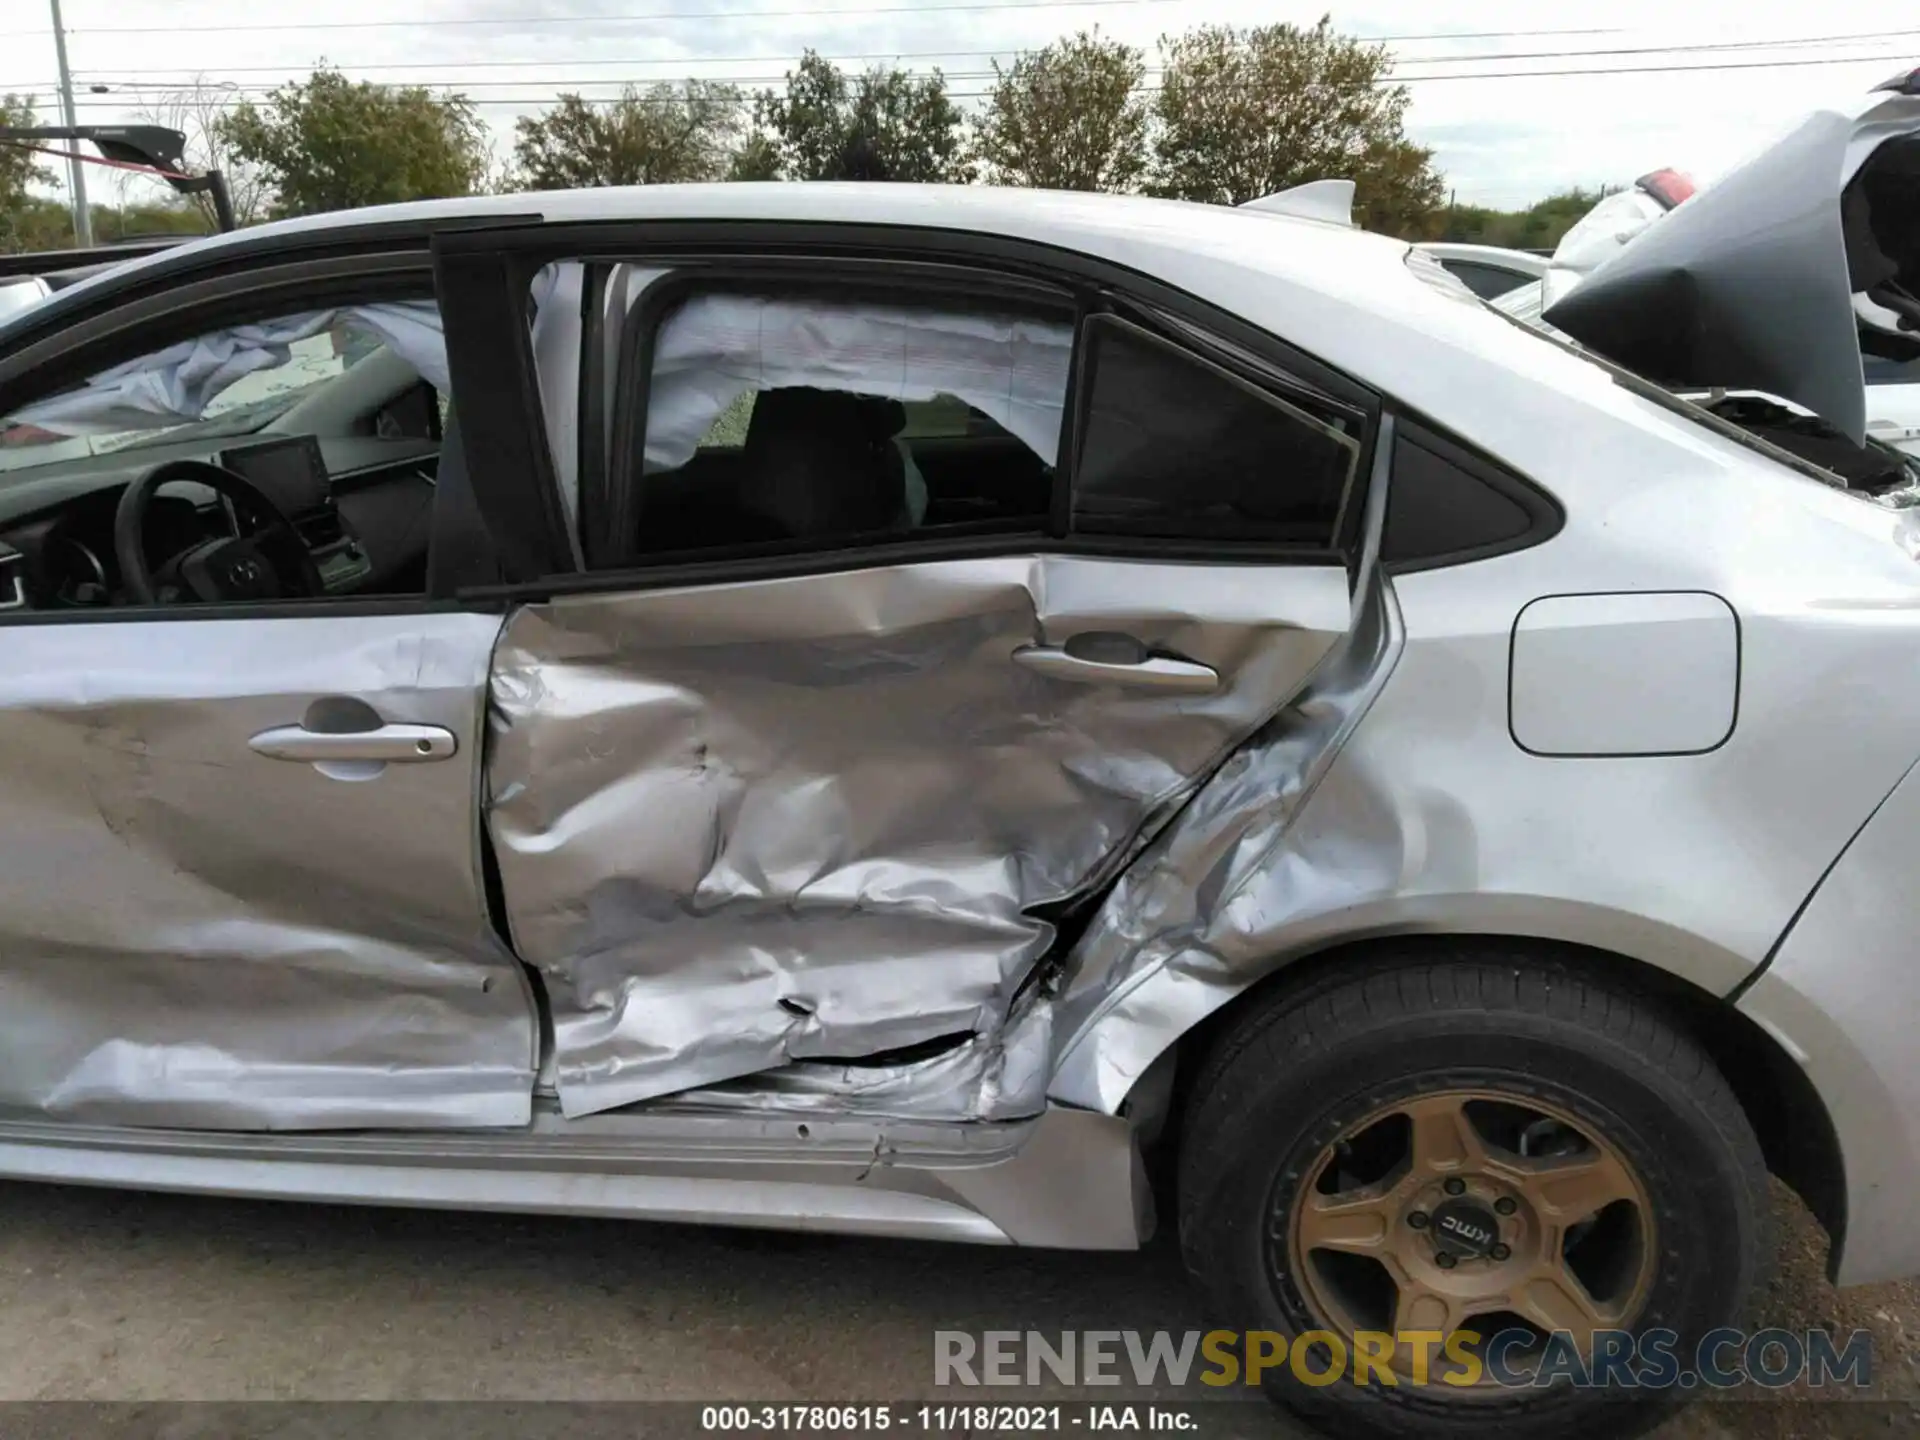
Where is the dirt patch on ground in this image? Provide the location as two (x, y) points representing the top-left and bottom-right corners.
(1653, 1180), (1920, 1439)
(0, 1173), (1909, 1438)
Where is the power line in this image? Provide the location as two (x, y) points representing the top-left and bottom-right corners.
(1391, 51), (1912, 84)
(48, 29), (1920, 99)
(24, 6), (1632, 38)
(63, 25), (1920, 79)
(59, 48), (1918, 98)
(57, 48), (1917, 112)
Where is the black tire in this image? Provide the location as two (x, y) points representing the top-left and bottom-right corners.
(1177, 947), (1770, 1440)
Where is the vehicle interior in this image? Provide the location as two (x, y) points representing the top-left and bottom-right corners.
(0, 278), (1088, 605)
(601, 286), (1074, 564)
(0, 315), (446, 612)
(632, 387), (1054, 554)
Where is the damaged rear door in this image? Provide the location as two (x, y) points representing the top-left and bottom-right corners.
(442, 228), (1375, 1119)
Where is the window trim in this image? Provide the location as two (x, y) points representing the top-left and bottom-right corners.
(1379, 409), (1566, 574)
(0, 596), (500, 628)
(574, 261), (613, 568)
(453, 525), (1361, 606)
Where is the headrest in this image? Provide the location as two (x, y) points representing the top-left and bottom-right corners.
(739, 387), (907, 539)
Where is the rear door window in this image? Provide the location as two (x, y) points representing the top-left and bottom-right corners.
(610, 289), (1073, 561)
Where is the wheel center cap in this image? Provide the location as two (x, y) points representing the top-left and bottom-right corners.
(1429, 1198), (1500, 1258)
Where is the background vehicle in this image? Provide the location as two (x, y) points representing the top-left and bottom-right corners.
(0, 73), (1914, 1440)
(1867, 354), (1920, 453)
(1414, 240), (1548, 299)
(1492, 167), (1696, 326)
(1496, 129), (1920, 463)
(0, 277), (50, 322)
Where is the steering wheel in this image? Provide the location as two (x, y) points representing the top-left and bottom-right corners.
(114, 459), (326, 606)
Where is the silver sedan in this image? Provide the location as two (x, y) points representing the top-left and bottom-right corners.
(0, 67), (1917, 1440)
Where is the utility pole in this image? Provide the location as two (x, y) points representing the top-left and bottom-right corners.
(49, 0), (92, 247)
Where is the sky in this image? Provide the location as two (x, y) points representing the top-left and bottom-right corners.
(3, 0), (1916, 210)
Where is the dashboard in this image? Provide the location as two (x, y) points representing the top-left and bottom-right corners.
(0, 432), (439, 611)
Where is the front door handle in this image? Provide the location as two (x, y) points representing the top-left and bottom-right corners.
(249, 722), (458, 764)
(1011, 633), (1220, 695)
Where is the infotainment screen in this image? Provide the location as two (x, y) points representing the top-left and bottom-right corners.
(218, 435), (330, 517)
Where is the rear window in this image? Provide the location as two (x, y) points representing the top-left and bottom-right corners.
(1439, 260), (1536, 301)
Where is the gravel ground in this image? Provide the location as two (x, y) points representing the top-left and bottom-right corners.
(0, 1175), (1913, 1438)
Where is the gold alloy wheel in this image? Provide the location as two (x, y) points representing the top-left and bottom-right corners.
(1283, 1089), (1657, 1384)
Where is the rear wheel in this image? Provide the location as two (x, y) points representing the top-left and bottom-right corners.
(1178, 950), (1769, 1440)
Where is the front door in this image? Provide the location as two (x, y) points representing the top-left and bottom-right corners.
(444, 233), (1375, 1119)
(0, 613), (534, 1129)
(0, 258), (537, 1131)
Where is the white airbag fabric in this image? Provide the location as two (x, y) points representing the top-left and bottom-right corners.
(12, 303), (447, 436)
(643, 295), (1074, 471)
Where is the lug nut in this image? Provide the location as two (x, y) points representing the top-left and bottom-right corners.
(1407, 1211), (1430, 1230)
(1443, 1177), (1467, 1196)
(1435, 1252), (1458, 1270)
(1494, 1197), (1517, 1216)
(1491, 1243), (1512, 1261)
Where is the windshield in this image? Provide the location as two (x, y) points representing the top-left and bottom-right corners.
(0, 360), (335, 473)
(0, 302), (446, 478)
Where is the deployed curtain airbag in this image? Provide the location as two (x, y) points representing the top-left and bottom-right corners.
(11, 302), (447, 437)
(643, 294), (1074, 471)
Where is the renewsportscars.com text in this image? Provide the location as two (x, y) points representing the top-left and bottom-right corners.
(933, 1328), (1872, 1391)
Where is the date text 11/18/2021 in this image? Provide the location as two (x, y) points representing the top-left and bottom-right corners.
(700, 1405), (1197, 1431)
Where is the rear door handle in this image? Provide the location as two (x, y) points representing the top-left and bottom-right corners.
(1011, 634), (1220, 695)
(249, 722), (458, 764)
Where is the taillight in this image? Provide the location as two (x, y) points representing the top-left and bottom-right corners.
(1635, 168), (1697, 211)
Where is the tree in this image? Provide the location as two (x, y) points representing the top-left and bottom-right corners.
(753, 51), (971, 183)
(217, 66), (490, 218)
(727, 132), (782, 182)
(133, 77), (270, 227)
(1, 95), (211, 253)
(1440, 187), (1615, 250)
(975, 30), (1147, 192)
(514, 81), (745, 189)
(1, 93), (53, 253)
(1150, 18), (1445, 238)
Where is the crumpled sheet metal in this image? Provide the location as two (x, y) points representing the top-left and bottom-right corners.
(485, 554), (1351, 1118)
(1047, 431), (1403, 1112)
(669, 998), (1055, 1122)
(0, 612), (535, 1129)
